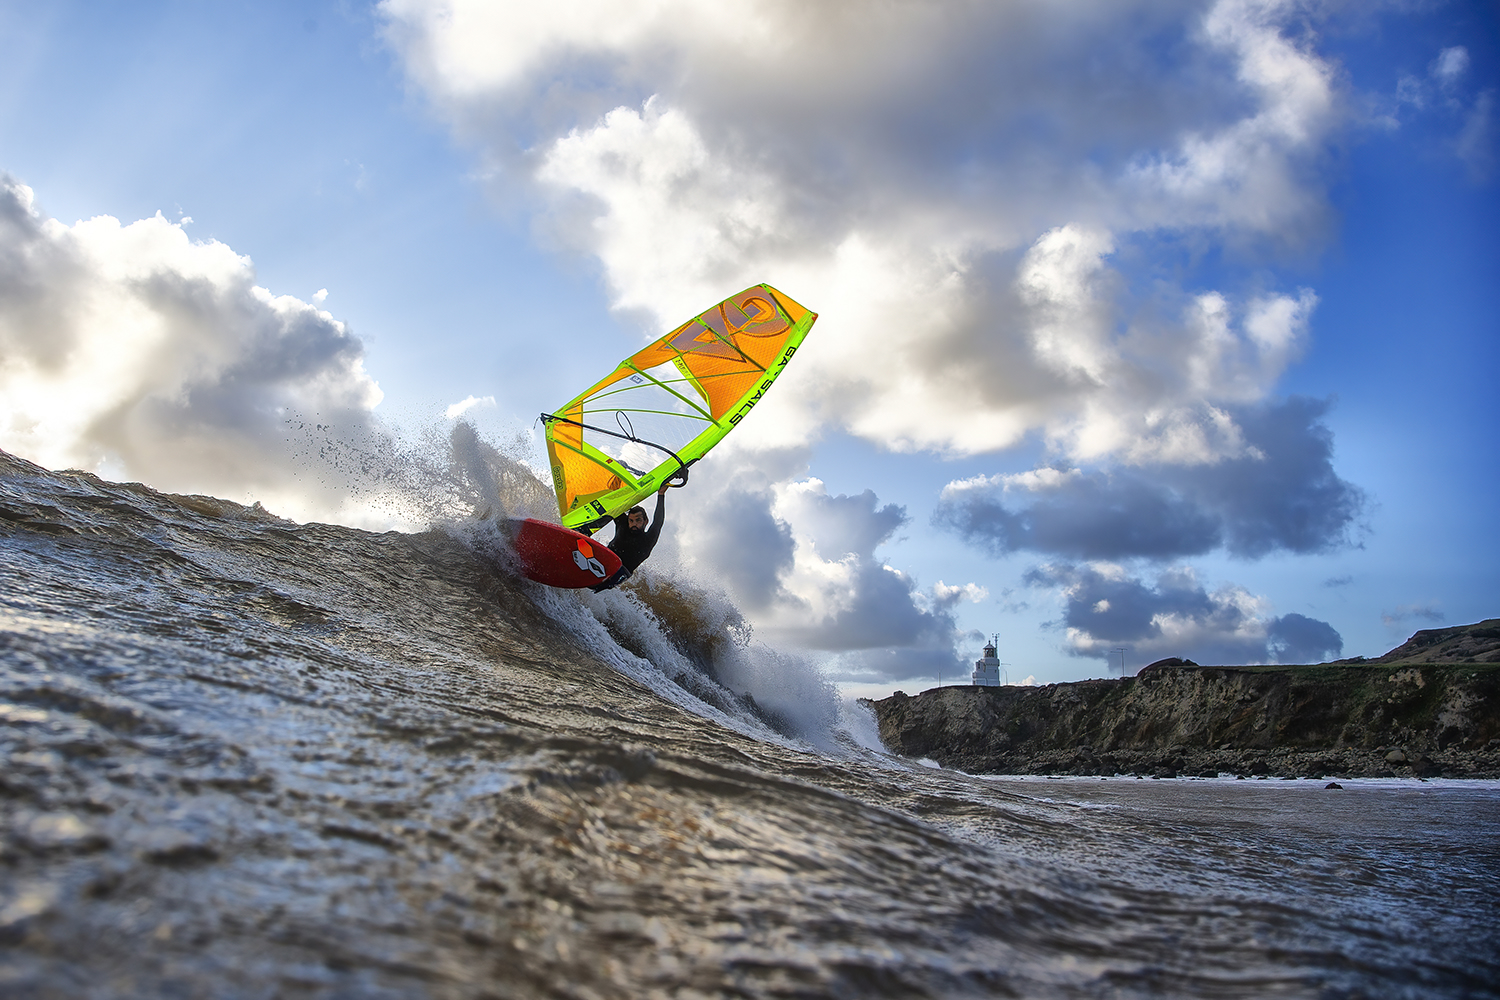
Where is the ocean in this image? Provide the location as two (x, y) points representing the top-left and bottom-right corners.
(2, 446), (1497, 999)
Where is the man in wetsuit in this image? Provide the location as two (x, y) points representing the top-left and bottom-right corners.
(577, 482), (669, 591)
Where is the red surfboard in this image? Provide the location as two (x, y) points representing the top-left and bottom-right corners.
(503, 518), (623, 589)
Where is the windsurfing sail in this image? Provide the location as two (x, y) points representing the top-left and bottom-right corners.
(542, 283), (816, 530)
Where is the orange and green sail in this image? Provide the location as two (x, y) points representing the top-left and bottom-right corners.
(542, 283), (816, 530)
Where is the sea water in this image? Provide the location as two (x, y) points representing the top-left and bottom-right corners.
(2, 449), (1497, 998)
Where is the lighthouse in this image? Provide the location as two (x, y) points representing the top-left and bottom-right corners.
(972, 637), (1002, 686)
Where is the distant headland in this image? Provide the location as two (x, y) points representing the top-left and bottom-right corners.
(867, 620), (1500, 779)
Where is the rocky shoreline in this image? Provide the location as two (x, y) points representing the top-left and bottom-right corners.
(868, 621), (1500, 779)
(891, 734), (1500, 780)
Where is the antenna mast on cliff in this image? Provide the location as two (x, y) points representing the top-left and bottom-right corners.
(993, 633), (1008, 686)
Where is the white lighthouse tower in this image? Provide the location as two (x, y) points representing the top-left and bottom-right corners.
(972, 636), (1003, 686)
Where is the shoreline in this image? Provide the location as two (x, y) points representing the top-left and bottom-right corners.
(964, 772), (1500, 788)
(919, 743), (1500, 780)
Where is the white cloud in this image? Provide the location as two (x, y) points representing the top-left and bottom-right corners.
(1015, 231), (1315, 466)
(933, 580), (989, 608)
(1122, 0), (1336, 234)
(382, 0), (1349, 466)
(445, 394), (495, 419)
(935, 397), (1366, 561)
(1433, 46), (1469, 87)
(1017, 226), (1117, 386)
(662, 462), (967, 680)
(0, 175), (390, 523)
(1388, 44), (1493, 182)
(1027, 561), (1342, 665)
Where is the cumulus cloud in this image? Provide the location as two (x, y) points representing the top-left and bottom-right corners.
(1267, 612), (1344, 664)
(382, 0), (1350, 464)
(779, 485), (909, 565)
(933, 581), (990, 608)
(765, 480), (966, 677)
(1027, 562), (1342, 665)
(934, 396), (1366, 560)
(937, 464), (1223, 561)
(684, 481), (796, 612)
(672, 468), (968, 682)
(0, 175), (389, 522)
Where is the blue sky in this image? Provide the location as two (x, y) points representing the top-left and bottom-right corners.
(1, 0), (1495, 696)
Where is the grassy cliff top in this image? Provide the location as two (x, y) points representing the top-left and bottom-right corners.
(1135, 664), (1500, 688)
(1370, 618), (1500, 664)
(1139, 619), (1500, 674)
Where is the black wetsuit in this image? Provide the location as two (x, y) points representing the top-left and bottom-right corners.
(580, 491), (664, 590)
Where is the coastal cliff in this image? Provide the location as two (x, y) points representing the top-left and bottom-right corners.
(869, 621), (1500, 778)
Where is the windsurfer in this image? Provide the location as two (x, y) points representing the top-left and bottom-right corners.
(577, 482), (671, 591)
